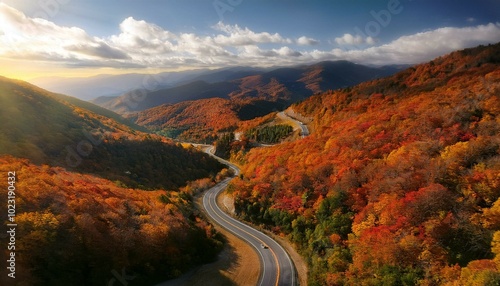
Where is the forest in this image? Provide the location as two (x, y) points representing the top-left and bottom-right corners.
(228, 43), (500, 285)
(0, 77), (225, 190)
(0, 156), (225, 285)
(128, 97), (240, 143)
(0, 76), (228, 285)
(245, 124), (294, 144)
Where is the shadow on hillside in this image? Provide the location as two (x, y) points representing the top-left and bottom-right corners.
(156, 238), (239, 286)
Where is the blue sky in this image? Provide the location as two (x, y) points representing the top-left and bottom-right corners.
(0, 0), (499, 79)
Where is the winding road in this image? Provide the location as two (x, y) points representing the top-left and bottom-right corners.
(277, 111), (309, 137)
(202, 147), (296, 286)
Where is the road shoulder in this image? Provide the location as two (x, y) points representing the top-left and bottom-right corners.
(219, 192), (308, 286)
(157, 195), (260, 286)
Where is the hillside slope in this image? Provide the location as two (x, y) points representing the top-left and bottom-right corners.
(52, 92), (148, 132)
(0, 76), (228, 285)
(229, 43), (500, 285)
(97, 80), (237, 114)
(0, 156), (224, 286)
(0, 76), (223, 189)
(128, 97), (240, 143)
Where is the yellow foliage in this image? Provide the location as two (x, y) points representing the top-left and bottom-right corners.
(352, 213), (376, 237)
(459, 259), (500, 286)
(17, 211), (60, 231)
(493, 231), (500, 268)
(482, 199), (500, 229)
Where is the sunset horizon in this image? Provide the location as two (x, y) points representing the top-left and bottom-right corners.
(1, 0), (500, 80)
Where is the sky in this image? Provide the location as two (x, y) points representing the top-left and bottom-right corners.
(0, 0), (499, 80)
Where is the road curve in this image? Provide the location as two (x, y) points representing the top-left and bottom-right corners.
(201, 149), (296, 286)
(277, 111), (309, 137)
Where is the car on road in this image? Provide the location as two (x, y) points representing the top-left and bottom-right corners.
(261, 243), (268, 249)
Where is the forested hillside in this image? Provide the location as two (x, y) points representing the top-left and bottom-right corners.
(123, 61), (402, 142)
(245, 124), (294, 144)
(0, 156), (223, 285)
(229, 43), (500, 285)
(128, 97), (240, 143)
(0, 76), (224, 189)
(0, 76), (226, 284)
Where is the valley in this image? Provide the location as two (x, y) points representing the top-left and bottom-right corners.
(55, 61), (402, 144)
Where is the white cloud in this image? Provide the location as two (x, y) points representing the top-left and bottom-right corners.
(0, 3), (123, 63)
(297, 36), (320, 46)
(212, 22), (292, 46)
(467, 17), (476, 23)
(109, 17), (177, 54)
(335, 33), (376, 46)
(1, 3), (500, 71)
(310, 23), (500, 65)
(66, 42), (130, 60)
(320, 23), (500, 65)
(365, 37), (377, 45)
(177, 33), (231, 58)
(275, 46), (302, 57)
(335, 33), (364, 45)
(366, 23), (500, 64)
(239, 45), (300, 58)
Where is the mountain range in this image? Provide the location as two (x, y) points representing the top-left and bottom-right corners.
(29, 66), (268, 101)
(97, 61), (401, 142)
(93, 61), (403, 114)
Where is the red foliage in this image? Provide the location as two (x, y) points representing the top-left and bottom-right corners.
(232, 43), (500, 285)
(0, 156), (222, 285)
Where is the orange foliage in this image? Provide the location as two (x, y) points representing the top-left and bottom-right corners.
(231, 43), (500, 285)
(0, 156), (222, 285)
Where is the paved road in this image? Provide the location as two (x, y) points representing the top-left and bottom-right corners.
(277, 111), (309, 137)
(202, 150), (296, 286)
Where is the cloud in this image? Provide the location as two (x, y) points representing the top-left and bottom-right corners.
(365, 37), (376, 45)
(335, 33), (363, 45)
(0, 3), (126, 62)
(1, 3), (500, 71)
(212, 22), (292, 46)
(64, 59), (146, 69)
(177, 33), (232, 58)
(66, 42), (130, 60)
(317, 23), (500, 65)
(275, 46), (303, 57)
(335, 33), (376, 46)
(467, 17), (476, 23)
(297, 36), (320, 46)
(367, 23), (500, 64)
(109, 17), (177, 54)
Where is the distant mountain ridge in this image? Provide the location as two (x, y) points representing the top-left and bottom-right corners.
(96, 60), (402, 115)
(29, 69), (211, 101)
(29, 66), (268, 101)
(97, 80), (239, 114)
(118, 60), (402, 142)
